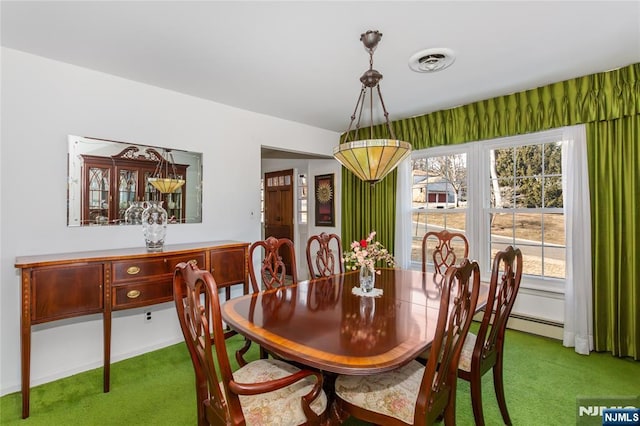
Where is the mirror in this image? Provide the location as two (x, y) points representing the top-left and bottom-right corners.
(67, 135), (203, 227)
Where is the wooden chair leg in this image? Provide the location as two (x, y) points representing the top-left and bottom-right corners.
(259, 347), (268, 360)
(443, 385), (457, 426)
(493, 357), (512, 425)
(470, 371), (486, 426)
(235, 337), (252, 366)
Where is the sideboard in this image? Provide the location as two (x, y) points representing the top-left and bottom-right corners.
(15, 240), (249, 419)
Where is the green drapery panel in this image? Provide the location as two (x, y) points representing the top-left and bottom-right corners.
(586, 116), (639, 360)
(340, 63), (639, 358)
(341, 159), (398, 256)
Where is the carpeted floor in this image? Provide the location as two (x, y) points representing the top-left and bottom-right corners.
(1, 329), (638, 425)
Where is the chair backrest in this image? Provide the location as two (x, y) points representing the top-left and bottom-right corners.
(474, 246), (523, 366)
(173, 261), (242, 426)
(249, 236), (298, 292)
(306, 232), (343, 277)
(422, 229), (470, 274)
(415, 259), (480, 425)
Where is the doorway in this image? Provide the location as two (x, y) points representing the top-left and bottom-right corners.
(263, 169), (294, 272)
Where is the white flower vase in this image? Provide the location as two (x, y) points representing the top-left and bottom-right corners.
(142, 200), (168, 252)
(359, 266), (375, 293)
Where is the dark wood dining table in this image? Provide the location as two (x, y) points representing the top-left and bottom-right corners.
(221, 268), (490, 375)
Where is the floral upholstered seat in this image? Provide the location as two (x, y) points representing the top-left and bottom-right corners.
(227, 358), (327, 424)
(335, 360), (425, 424)
(457, 332), (477, 372)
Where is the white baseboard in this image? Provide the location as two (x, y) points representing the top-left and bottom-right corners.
(472, 312), (564, 340)
(506, 314), (564, 340)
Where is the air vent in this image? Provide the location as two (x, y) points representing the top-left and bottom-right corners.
(409, 48), (455, 73)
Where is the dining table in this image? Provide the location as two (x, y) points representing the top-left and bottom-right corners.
(221, 268), (490, 376)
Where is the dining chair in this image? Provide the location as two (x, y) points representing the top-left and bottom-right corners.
(422, 229), (469, 275)
(173, 261), (327, 426)
(333, 259), (481, 426)
(457, 245), (523, 426)
(248, 236), (298, 292)
(306, 232), (343, 278)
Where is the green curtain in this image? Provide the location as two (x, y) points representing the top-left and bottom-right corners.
(586, 116), (639, 359)
(340, 63), (639, 359)
(341, 168), (397, 253)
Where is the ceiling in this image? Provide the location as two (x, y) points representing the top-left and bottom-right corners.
(2, 1), (639, 141)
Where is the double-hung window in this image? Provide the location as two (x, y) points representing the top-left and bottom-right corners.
(409, 128), (569, 292)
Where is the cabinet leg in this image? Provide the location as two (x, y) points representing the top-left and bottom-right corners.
(21, 338), (30, 419)
(104, 310), (111, 392)
(21, 271), (31, 419)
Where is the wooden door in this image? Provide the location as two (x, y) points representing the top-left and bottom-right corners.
(264, 169), (294, 272)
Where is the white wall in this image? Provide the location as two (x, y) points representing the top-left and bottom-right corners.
(0, 48), (339, 395)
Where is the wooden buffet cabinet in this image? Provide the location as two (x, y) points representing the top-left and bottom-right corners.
(15, 240), (249, 419)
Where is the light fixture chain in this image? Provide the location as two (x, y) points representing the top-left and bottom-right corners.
(369, 83), (375, 140)
(343, 85), (367, 143)
(354, 85), (368, 141)
(376, 85), (396, 140)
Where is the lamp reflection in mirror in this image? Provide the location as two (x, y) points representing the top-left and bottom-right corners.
(333, 30), (412, 184)
(148, 149), (185, 194)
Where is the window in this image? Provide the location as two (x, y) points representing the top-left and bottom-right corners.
(260, 178), (264, 223)
(409, 129), (568, 290)
(298, 174), (308, 224)
(488, 142), (564, 279)
(411, 151), (468, 267)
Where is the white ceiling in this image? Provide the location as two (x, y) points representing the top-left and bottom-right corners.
(2, 1), (639, 134)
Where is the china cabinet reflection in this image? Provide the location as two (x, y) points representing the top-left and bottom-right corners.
(81, 146), (187, 225)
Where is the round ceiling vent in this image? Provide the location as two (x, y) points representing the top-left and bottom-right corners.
(408, 48), (456, 73)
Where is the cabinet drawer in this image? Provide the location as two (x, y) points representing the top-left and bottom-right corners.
(31, 263), (103, 323)
(112, 253), (205, 282)
(112, 279), (173, 310)
(210, 247), (246, 286)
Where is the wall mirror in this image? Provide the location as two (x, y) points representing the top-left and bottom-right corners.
(68, 135), (203, 227)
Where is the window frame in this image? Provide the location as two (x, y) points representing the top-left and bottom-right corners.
(410, 128), (568, 294)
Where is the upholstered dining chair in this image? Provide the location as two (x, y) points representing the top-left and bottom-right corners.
(422, 229), (469, 275)
(249, 236), (298, 292)
(306, 232), (343, 278)
(457, 245), (523, 426)
(173, 261), (327, 426)
(333, 259), (481, 426)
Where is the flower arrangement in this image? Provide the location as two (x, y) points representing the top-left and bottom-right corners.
(343, 231), (396, 274)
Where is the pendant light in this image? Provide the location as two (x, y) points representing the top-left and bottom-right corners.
(333, 30), (412, 184)
(148, 149), (185, 194)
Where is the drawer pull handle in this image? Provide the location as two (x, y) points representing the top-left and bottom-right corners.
(127, 290), (141, 299)
(189, 259), (198, 266)
(126, 266), (141, 275)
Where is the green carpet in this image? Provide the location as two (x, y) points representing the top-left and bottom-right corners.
(1, 329), (638, 425)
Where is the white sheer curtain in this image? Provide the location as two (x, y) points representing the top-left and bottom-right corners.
(562, 125), (594, 355)
(394, 158), (412, 269)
